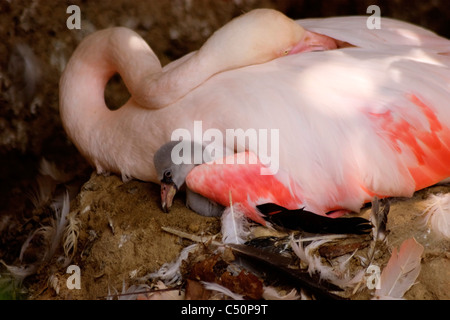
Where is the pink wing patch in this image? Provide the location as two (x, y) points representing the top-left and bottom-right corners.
(372, 94), (450, 191)
(185, 152), (303, 225)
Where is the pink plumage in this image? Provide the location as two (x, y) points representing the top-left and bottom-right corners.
(186, 152), (305, 224)
(183, 17), (450, 223)
(186, 92), (450, 224)
(59, 10), (450, 225)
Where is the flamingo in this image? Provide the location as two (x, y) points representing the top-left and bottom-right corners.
(60, 9), (450, 227)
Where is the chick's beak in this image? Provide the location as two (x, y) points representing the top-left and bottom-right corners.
(161, 182), (177, 213)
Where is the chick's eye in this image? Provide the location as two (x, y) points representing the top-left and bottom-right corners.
(164, 170), (172, 179)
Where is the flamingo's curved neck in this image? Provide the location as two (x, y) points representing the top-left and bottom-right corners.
(59, 9), (308, 180)
(59, 28), (166, 175)
(133, 49), (215, 109)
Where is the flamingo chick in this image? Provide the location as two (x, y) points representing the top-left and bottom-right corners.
(153, 140), (224, 217)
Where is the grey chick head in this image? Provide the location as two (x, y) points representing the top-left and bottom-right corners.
(153, 140), (199, 212)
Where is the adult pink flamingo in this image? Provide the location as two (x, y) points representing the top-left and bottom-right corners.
(60, 9), (450, 226)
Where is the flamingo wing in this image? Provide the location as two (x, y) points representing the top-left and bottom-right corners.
(185, 152), (304, 225)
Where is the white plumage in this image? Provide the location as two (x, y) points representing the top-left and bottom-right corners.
(421, 193), (450, 239)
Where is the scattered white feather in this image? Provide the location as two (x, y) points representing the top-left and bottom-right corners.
(291, 237), (331, 273)
(290, 236), (363, 289)
(47, 191), (71, 261)
(106, 281), (149, 300)
(19, 227), (46, 263)
(290, 236), (310, 266)
(421, 193), (450, 239)
(201, 281), (244, 300)
(374, 238), (424, 300)
(28, 158), (72, 209)
(262, 286), (300, 300)
(28, 175), (56, 208)
(48, 273), (60, 295)
(221, 191), (251, 245)
(147, 243), (198, 285)
(4, 190), (72, 283)
(39, 158), (71, 183)
(63, 211), (81, 258)
(106, 284), (119, 300)
(23, 191), (71, 262)
(0, 261), (38, 283)
(118, 283), (152, 300)
(221, 205), (251, 245)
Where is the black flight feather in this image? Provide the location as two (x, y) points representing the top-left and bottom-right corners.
(257, 203), (372, 235)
